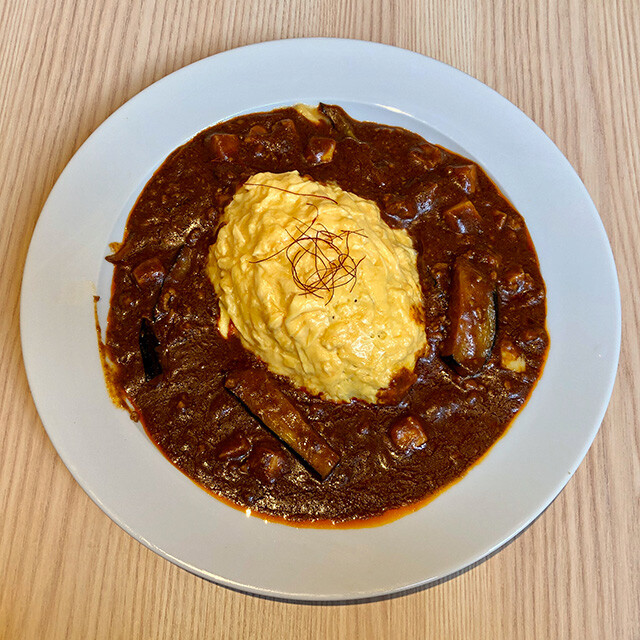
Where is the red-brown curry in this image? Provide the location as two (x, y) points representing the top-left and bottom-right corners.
(104, 105), (548, 524)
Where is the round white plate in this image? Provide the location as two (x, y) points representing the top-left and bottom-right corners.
(20, 38), (620, 601)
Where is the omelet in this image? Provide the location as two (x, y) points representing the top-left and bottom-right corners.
(207, 171), (426, 403)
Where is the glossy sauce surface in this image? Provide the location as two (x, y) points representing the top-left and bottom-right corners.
(105, 106), (548, 524)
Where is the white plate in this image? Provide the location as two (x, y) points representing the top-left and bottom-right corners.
(20, 38), (621, 601)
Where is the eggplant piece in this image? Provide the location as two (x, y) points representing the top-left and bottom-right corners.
(139, 318), (162, 381)
(106, 236), (148, 264)
(151, 241), (197, 322)
(318, 103), (357, 139)
(225, 369), (340, 479)
(442, 257), (496, 374)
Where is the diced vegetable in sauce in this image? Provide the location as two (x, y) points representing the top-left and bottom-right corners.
(208, 133), (240, 161)
(446, 164), (478, 194)
(305, 136), (336, 164)
(132, 257), (165, 289)
(501, 340), (527, 372)
(389, 416), (428, 453)
(443, 200), (482, 234)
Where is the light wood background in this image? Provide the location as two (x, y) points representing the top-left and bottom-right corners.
(1, 1), (638, 638)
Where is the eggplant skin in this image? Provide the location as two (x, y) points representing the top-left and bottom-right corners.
(225, 369), (340, 480)
(441, 256), (496, 375)
(318, 103), (357, 139)
(139, 318), (163, 381)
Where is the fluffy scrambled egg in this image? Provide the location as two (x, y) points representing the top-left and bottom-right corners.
(207, 171), (426, 403)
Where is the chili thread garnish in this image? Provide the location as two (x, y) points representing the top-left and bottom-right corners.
(249, 202), (365, 303)
(244, 182), (339, 205)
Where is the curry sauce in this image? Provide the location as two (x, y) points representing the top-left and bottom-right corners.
(104, 105), (548, 524)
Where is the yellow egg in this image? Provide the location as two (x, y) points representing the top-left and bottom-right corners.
(208, 171), (426, 403)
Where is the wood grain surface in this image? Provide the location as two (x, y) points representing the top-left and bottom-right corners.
(1, 0), (638, 638)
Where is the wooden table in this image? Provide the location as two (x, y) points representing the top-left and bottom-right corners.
(1, 1), (638, 638)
